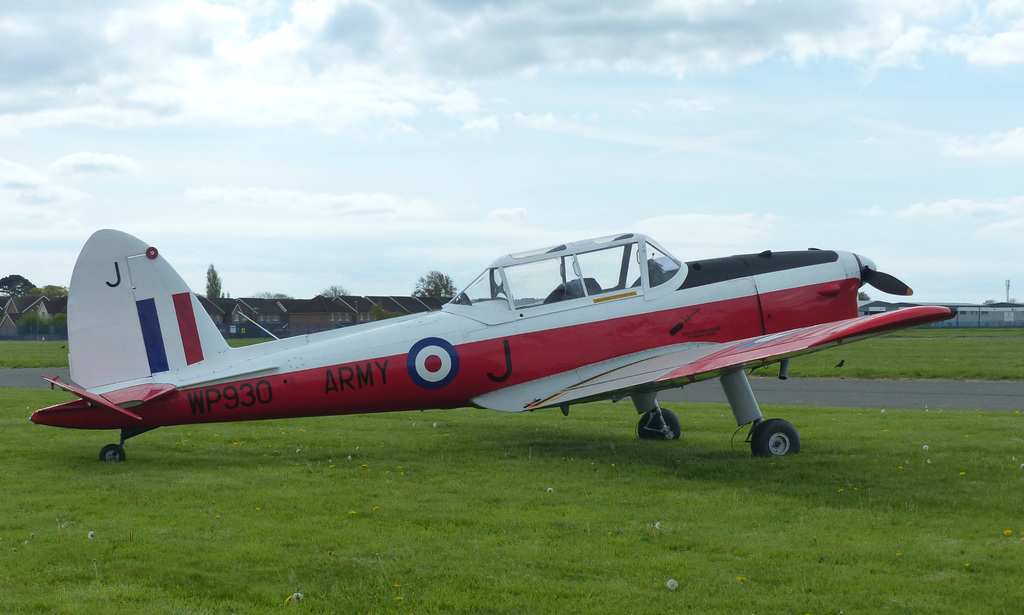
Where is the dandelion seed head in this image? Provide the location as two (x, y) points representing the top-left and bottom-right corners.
(87, 531), (95, 540)
(923, 445), (929, 451)
(655, 522), (662, 530)
(433, 422), (438, 428)
(880, 409), (885, 414)
(547, 487), (553, 493)
(666, 579), (678, 590)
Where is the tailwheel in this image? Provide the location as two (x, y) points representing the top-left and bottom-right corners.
(749, 418), (800, 457)
(637, 408), (681, 440)
(99, 443), (127, 462)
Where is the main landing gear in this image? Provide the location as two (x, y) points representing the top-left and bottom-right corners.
(630, 369), (801, 457)
(98, 427), (157, 462)
(723, 368), (800, 457)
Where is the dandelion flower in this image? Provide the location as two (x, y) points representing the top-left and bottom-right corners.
(87, 531), (95, 540)
(1005, 529), (1014, 536)
(666, 579), (678, 590)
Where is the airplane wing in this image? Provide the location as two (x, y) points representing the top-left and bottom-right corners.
(473, 305), (955, 413)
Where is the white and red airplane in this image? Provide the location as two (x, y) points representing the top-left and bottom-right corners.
(33, 230), (954, 461)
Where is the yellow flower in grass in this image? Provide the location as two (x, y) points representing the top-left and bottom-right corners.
(1004, 529), (1014, 536)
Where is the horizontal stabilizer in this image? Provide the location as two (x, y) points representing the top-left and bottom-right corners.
(40, 377), (176, 421)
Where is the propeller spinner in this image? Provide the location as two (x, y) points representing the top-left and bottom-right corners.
(856, 255), (913, 296)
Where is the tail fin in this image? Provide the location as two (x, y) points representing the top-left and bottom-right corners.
(68, 230), (230, 389)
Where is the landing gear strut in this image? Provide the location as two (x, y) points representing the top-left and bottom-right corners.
(721, 368), (800, 457)
(632, 392), (680, 440)
(98, 427), (157, 462)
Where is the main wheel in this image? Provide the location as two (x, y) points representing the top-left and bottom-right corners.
(750, 418), (800, 457)
(99, 443), (126, 462)
(636, 408), (681, 440)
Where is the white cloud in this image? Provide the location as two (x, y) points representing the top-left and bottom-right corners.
(0, 159), (86, 206)
(896, 196), (1024, 218)
(0, 0), (1015, 137)
(870, 25), (937, 72)
(460, 115), (500, 137)
(943, 127), (1024, 158)
(48, 152), (143, 177)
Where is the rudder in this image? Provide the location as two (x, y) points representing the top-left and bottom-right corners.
(68, 230), (230, 389)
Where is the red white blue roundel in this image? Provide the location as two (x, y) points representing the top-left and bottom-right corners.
(407, 337), (460, 389)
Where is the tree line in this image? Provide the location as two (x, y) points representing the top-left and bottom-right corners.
(203, 265), (457, 302)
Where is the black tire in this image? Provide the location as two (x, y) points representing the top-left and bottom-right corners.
(99, 443), (126, 462)
(636, 408), (681, 440)
(750, 418), (800, 457)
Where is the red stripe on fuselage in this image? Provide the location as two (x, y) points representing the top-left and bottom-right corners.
(173, 292), (204, 365)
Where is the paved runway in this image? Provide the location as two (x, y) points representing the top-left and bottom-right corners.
(4, 368), (1023, 412)
(661, 376), (1024, 412)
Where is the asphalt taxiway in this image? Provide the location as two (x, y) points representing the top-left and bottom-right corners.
(5, 368), (1022, 412)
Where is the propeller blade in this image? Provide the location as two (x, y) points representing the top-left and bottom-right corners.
(862, 268), (913, 296)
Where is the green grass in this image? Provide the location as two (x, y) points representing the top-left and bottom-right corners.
(0, 338), (268, 368)
(761, 329), (1024, 380)
(0, 341), (70, 368)
(4, 388), (1024, 614)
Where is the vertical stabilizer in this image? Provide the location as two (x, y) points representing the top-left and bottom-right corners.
(68, 230), (230, 389)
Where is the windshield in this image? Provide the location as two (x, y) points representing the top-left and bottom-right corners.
(451, 267), (510, 309)
(646, 244), (681, 287)
(449, 235), (682, 312)
(504, 255), (580, 308)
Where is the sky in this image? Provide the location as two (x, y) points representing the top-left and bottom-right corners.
(2, 0), (1022, 304)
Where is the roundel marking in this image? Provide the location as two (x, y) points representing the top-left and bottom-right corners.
(407, 337), (460, 390)
(146, 247), (159, 260)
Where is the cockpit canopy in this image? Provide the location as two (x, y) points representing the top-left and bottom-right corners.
(449, 233), (682, 311)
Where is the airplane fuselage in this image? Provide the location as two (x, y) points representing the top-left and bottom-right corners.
(36, 245), (862, 430)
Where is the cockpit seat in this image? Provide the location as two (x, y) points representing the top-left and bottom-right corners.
(543, 278), (602, 304)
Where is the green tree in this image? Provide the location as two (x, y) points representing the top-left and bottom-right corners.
(369, 303), (401, 321)
(206, 264), (223, 300)
(0, 274), (35, 297)
(412, 270), (457, 299)
(31, 285), (69, 297)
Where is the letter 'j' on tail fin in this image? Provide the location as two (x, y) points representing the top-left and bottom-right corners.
(68, 230), (229, 389)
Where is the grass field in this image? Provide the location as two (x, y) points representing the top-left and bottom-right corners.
(3, 388), (1024, 614)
